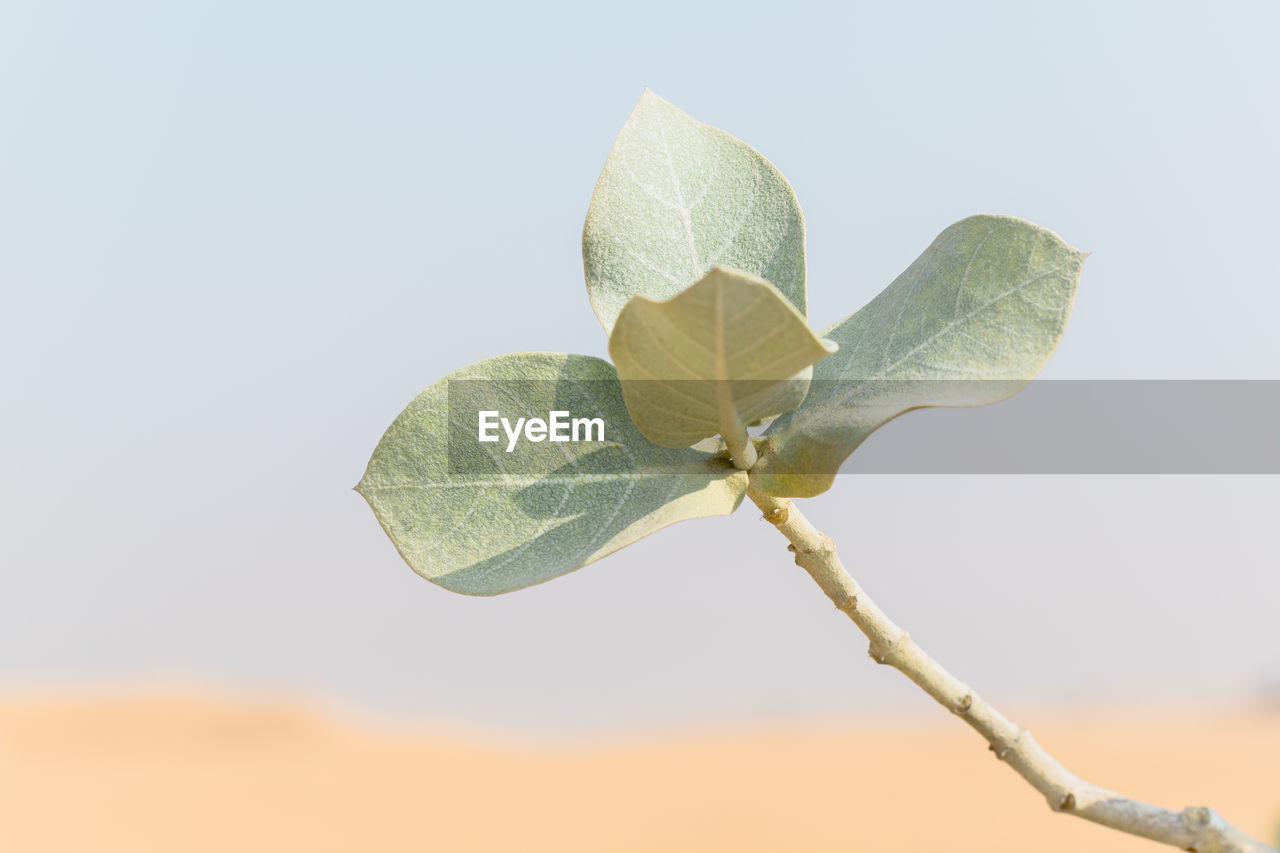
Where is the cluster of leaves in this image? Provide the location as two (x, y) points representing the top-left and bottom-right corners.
(358, 91), (1085, 596)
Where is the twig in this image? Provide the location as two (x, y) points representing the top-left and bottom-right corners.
(747, 485), (1277, 853)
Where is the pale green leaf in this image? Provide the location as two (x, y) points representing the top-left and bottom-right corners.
(357, 353), (747, 595)
(609, 266), (836, 449)
(583, 89), (807, 333)
(753, 215), (1086, 497)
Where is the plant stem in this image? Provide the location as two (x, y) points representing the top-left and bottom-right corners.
(746, 484), (1277, 853)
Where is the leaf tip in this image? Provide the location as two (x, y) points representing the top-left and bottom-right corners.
(638, 86), (665, 107)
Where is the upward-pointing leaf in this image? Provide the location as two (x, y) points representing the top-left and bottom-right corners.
(583, 89), (807, 334)
(357, 353), (747, 595)
(609, 266), (836, 449)
(753, 215), (1086, 497)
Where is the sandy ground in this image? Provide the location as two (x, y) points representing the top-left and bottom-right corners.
(0, 692), (1276, 852)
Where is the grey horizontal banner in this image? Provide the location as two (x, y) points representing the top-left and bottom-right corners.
(830, 380), (1279, 474)
(445, 380), (1280, 475)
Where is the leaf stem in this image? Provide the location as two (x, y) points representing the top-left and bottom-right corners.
(746, 484), (1277, 853)
(712, 276), (757, 471)
(724, 426), (757, 470)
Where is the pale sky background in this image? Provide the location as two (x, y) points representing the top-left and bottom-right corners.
(1, 1), (1277, 733)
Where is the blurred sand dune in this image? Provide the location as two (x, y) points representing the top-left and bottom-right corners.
(0, 692), (1276, 852)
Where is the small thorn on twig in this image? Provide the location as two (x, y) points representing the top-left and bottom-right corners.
(785, 543), (796, 553)
(1059, 793), (1076, 811)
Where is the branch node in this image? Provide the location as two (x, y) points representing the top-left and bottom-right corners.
(954, 694), (973, 713)
(867, 633), (907, 665)
(790, 535), (835, 559)
(835, 594), (858, 614)
(1181, 807), (1211, 830)
(1059, 792), (1076, 811)
(762, 504), (789, 525)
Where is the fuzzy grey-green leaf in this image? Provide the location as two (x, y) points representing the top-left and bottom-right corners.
(357, 353), (748, 595)
(753, 215), (1085, 497)
(584, 89), (807, 333)
(609, 266), (836, 450)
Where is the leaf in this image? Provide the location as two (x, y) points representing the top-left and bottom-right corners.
(609, 266), (836, 449)
(752, 215), (1086, 497)
(357, 353), (748, 595)
(583, 89), (807, 334)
